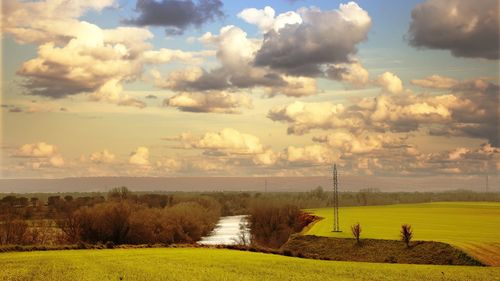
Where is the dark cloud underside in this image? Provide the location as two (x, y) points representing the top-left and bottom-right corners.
(125, 0), (224, 35)
(408, 0), (500, 59)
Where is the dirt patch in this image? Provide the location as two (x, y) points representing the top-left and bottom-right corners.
(281, 235), (484, 266)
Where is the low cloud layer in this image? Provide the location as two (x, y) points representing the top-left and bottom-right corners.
(408, 0), (500, 59)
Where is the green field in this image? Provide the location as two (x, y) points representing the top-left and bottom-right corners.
(1, 248), (499, 281)
(304, 202), (500, 266)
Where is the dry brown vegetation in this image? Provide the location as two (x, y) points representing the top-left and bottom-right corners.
(248, 201), (317, 248)
(1, 188), (221, 246)
(281, 235), (484, 266)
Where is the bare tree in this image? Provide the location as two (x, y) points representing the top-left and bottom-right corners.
(232, 218), (251, 246)
(400, 224), (413, 248)
(57, 212), (82, 243)
(351, 222), (362, 244)
(0, 217), (28, 245)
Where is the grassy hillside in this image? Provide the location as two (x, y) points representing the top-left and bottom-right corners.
(304, 202), (500, 266)
(1, 248), (499, 281)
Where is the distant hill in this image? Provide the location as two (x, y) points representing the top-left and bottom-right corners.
(0, 175), (495, 193)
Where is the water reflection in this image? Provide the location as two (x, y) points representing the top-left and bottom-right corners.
(198, 215), (249, 245)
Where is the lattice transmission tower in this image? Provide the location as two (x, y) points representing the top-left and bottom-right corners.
(332, 164), (341, 232)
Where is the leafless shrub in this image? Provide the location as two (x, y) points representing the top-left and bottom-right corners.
(400, 224), (413, 248)
(351, 222), (362, 244)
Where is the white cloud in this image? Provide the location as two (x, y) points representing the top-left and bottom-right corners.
(195, 128), (264, 154)
(202, 25), (262, 70)
(313, 131), (402, 154)
(164, 92), (253, 114)
(15, 142), (57, 158)
(377, 72), (404, 94)
(253, 149), (280, 166)
(3, 0), (115, 44)
(327, 61), (370, 87)
(13, 142), (65, 169)
(129, 147), (150, 165)
(49, 155), (65, 167)
(411, 75), (459, 89)
(90, 150), (116, 164)
(156, 158), (183, 172)
(283, 145), (338, 165)
(267, 75), (317, 97)
(268, 101), (350, 135)
(238, 6), (302, 33)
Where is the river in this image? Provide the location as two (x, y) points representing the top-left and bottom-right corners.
(198, 215), (249, 245)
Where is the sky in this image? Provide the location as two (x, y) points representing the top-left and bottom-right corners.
(0, 0), (499, 183)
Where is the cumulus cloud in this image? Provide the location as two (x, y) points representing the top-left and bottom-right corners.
(153, 25), (318, 99)
(167, 128), (265, 154)
(238, 6), (302, 33)
(165, 129), (342, 168)
(13, 142), (65, 168)
(4, 0), (155, 103)
(2, 0), (115, 44)
(268, 101), (351, 135)
(129, 147), (150, 165)
(267, 75), (317, 97)
(125, 0), (224, 35)
(326, 61), (370, 87)
(142, 48), (214, 64)
(15, 29), (203, 105)
(254, 3), (371, 76)
(411, 75), (459, 89)
(156, 157), (184, 172)
(313, 131), (403, 154)
(17, 37), (142, 99)
(268, 77), (499, 146)
(90, 150), (115, 163)
(377, 72), (404, 94)
(283, 145), (338, 165)
(253, 149), (280, 166)
(163, 92), (252, 113)
(15, 142), (57, 158)
(4, 0), (211, 108)
(48, 155), (65, 167)
(410, 143), (500, 175)
(428, 79), (499, 146)
(407, 0), (500, 59)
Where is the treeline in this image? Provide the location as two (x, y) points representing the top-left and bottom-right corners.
(249, 188), (500, 209)
(2, 188), (499, 248)
(3, 188), (498, 220)
(0, 188), (221, 246)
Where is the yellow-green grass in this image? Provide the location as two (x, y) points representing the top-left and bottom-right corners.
(304, 202), (500, 266)
(1, 248), (499, 281)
